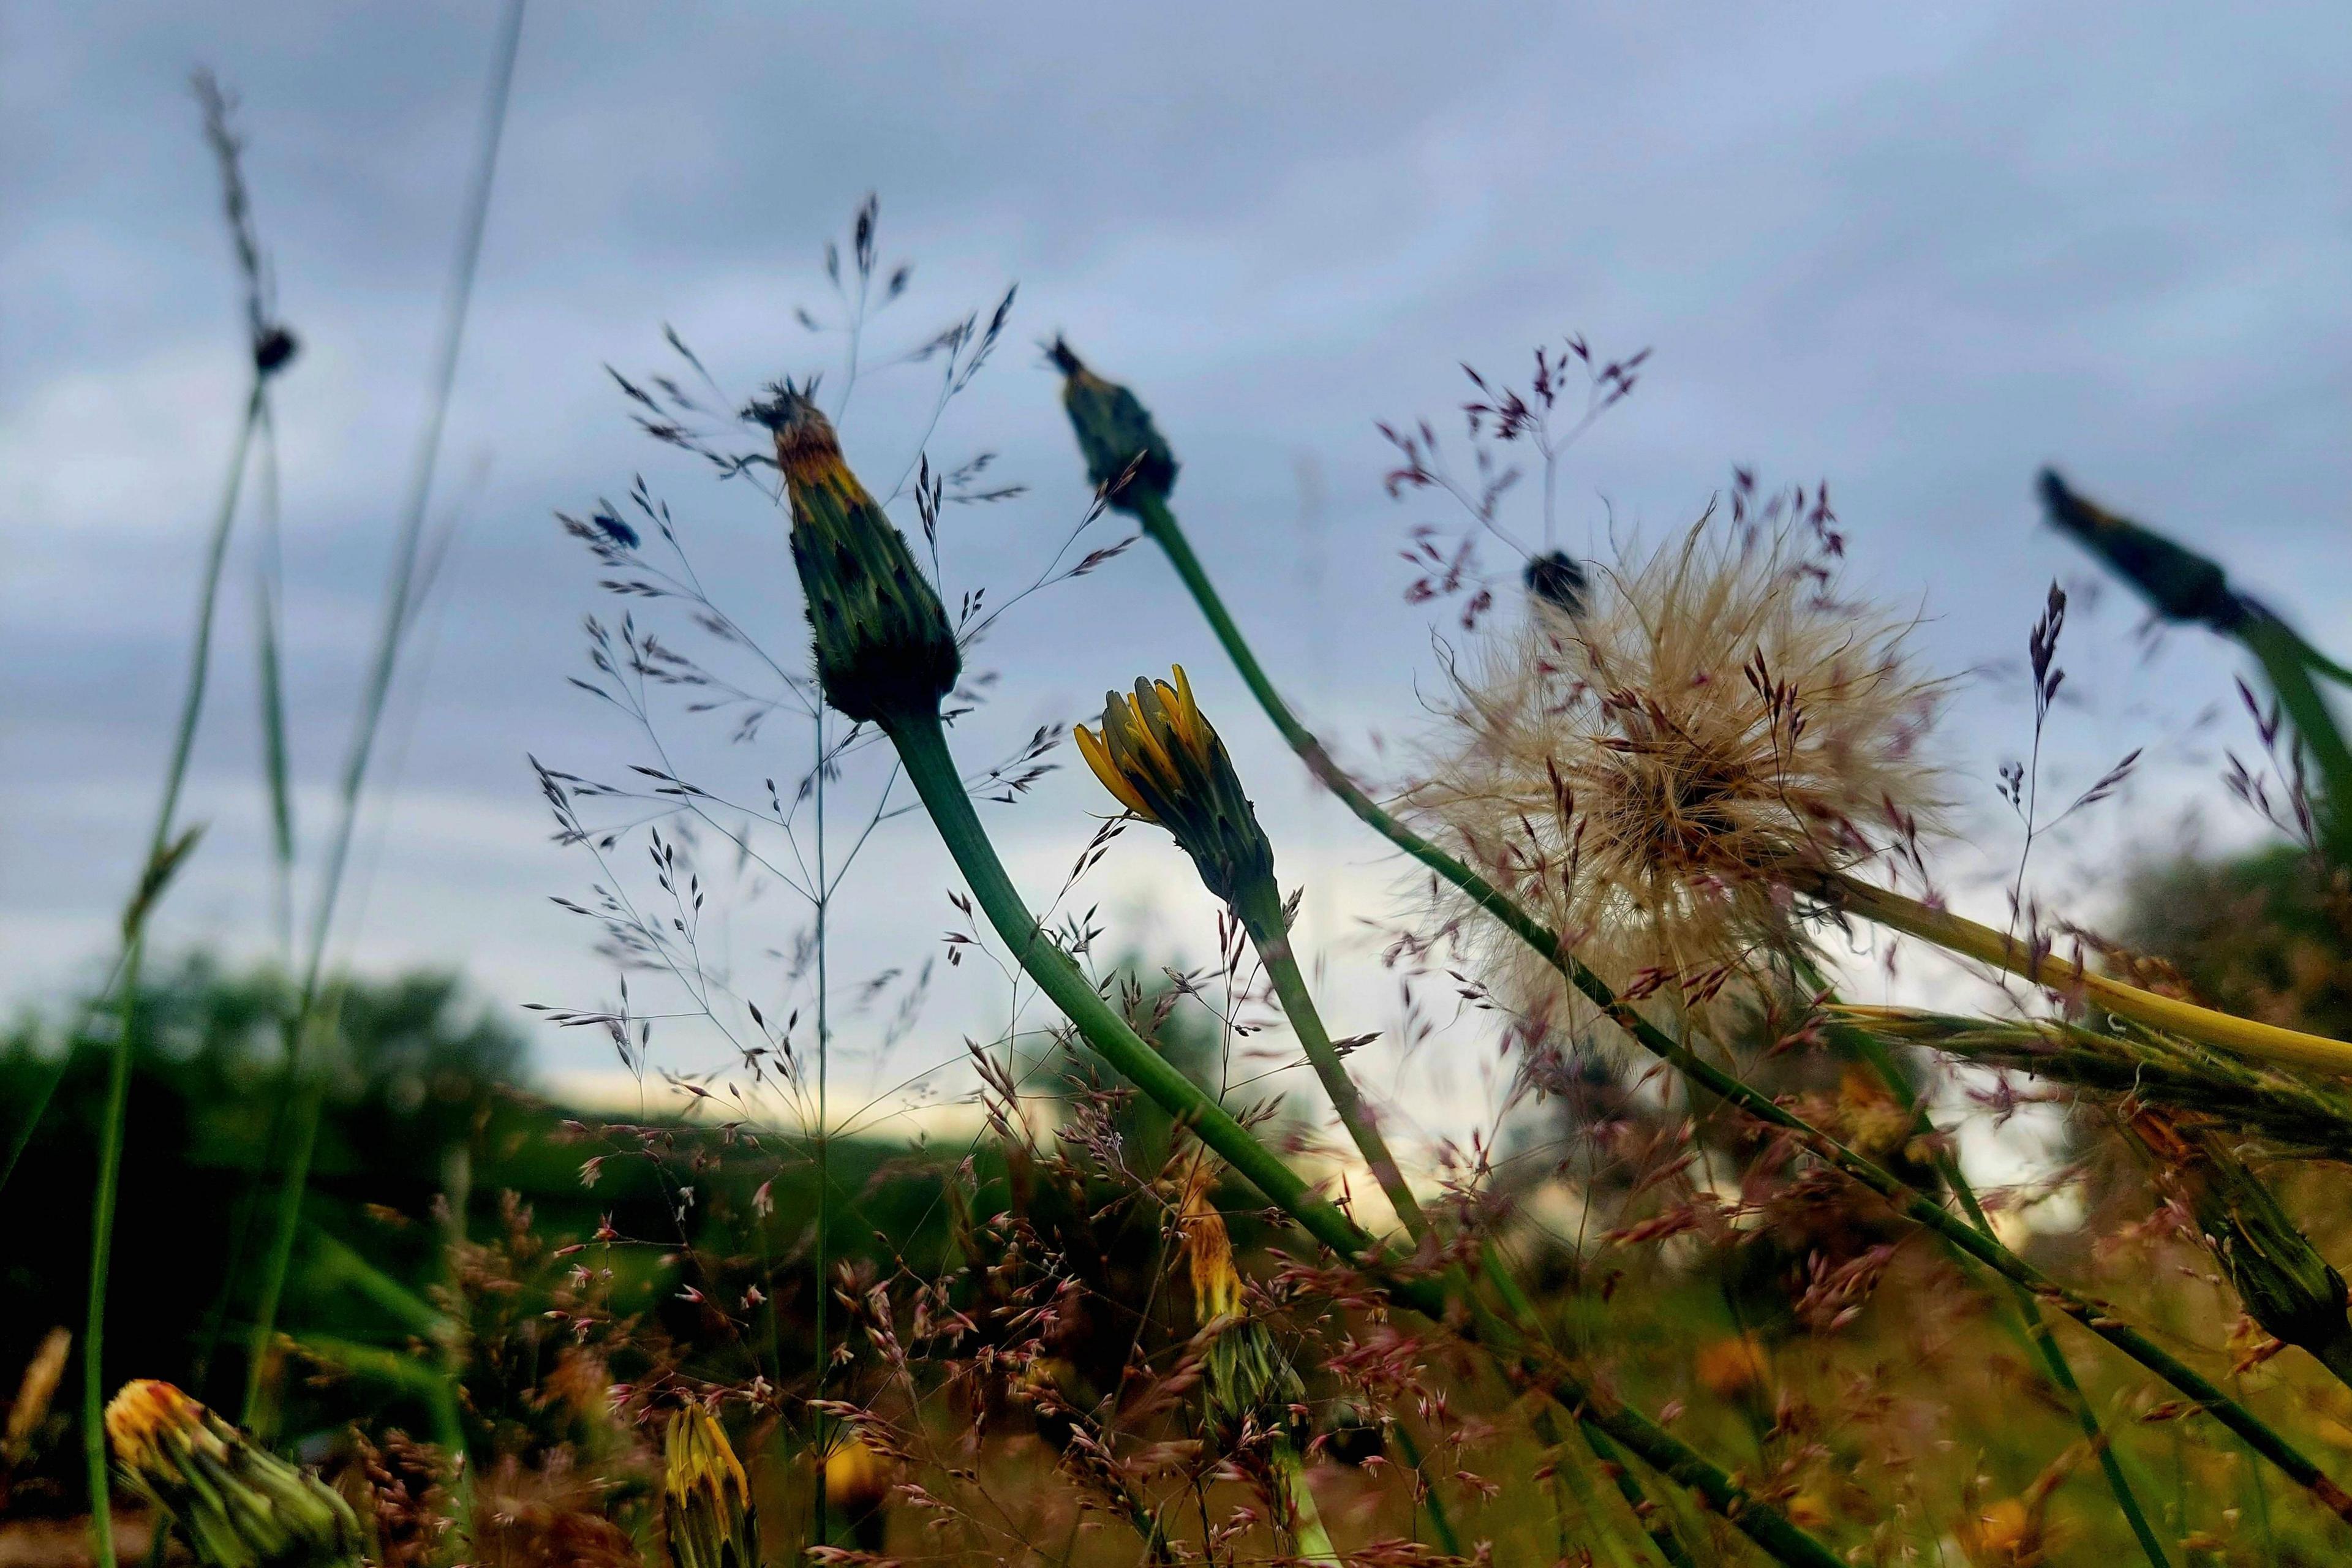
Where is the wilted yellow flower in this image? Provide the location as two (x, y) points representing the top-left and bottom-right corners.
(1177, 1157), (1244, 1325)
(106, 1379), (361, 1568)
(1175, 1156), (1306, 1441)
(1411, 519), (1943, 1027)
(1076, 666), (1275, 906)
(663, 1404), (758, 1568)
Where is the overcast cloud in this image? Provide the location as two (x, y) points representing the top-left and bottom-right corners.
(6, 2), (2348, 1140)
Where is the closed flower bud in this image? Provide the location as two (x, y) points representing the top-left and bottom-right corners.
(105, 1380), (361, 1568)
(755, 386), (960, 726)
(662, 1405), (759, 1568)
(1049, 339), (1177, 515)
(2135, 1110), (2352, 1373)
(1074, 666), (1275, 907)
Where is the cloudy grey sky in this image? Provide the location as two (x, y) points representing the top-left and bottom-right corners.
(6, 2), (2348, 1140)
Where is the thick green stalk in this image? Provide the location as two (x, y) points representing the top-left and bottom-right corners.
(1124, 489), (2352, 1526)
(883, 707), (1845, 1568)
(1232, 877), (1426, 1240)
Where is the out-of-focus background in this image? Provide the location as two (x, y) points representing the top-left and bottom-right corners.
(9, 1), (2347, 1115)
(10, 6), (2352, 1563)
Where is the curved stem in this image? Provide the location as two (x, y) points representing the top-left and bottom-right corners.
(1819, 870), (2352, 1078)
(881, 706), (1844, 1568)
(1232, 878), (1426, 1241)
(1125, 489), (2352, 1527)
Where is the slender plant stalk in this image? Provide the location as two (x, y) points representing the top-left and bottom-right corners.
(83, 381), (265, 1568)
(1383, 1425), (1465, 1559)
(881, 707), (1847, 1568)
(1232, 879), (1426, 1238)
(1115, 486), (2352, 1526)
(239, 0), (525, 1431)
(1817, 869), (2352, 1077)
(813, 705), (832, 1538)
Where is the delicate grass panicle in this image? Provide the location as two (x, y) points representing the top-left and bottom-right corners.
(1411, 518), (1945, 1025)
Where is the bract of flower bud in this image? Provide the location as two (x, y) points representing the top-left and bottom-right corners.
(105, 1379), (361, 1568)
(1049, 339), (1178, 515)
(662, 1404), (760, 1568)
(755, 385), (960, 726)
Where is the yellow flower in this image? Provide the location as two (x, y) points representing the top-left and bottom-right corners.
(821, 1430), (892, 1516)
(1694, 1333), (1771, 1401)
(106, 1379), (361, 1568)
(662, 1404), (759, 1568)
(1075, 666), (1275, 905)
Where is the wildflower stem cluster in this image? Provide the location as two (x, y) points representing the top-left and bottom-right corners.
(1052, 344), (2352, 1528)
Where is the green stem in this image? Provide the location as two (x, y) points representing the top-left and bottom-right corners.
(883, 707), (1844, 1568)
(1126, 489), (2352, 1528)
(1479, 1242), (1690, 1568)
(242, 1002), (336, 1437)
(84, 937), (145, 1568)
(1233, 877), (1426, 1240)
(1385, 1425), (1464, 1559)
(1274, 1441), (1340, 1566)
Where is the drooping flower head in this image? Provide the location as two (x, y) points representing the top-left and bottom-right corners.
(1075, 666), (1276, 907)
(1412, 518), (1943, 1026)
(106, 1379), (362, 1568)
(662, 1404), (759, 1568)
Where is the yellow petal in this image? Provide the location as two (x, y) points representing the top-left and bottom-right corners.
(1074, 723), (1154, 820)
(1122, 683), (1180, 782)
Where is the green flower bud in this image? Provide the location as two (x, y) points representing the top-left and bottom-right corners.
(1074, 666), (1276, 908)
(1049, 339), (1177, 515)
(663, 1405), (760, 1568)
(105, 1380), (361, 1568)
(2137, 1111), (2352, 1366)
(756, 386), (960, 726)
